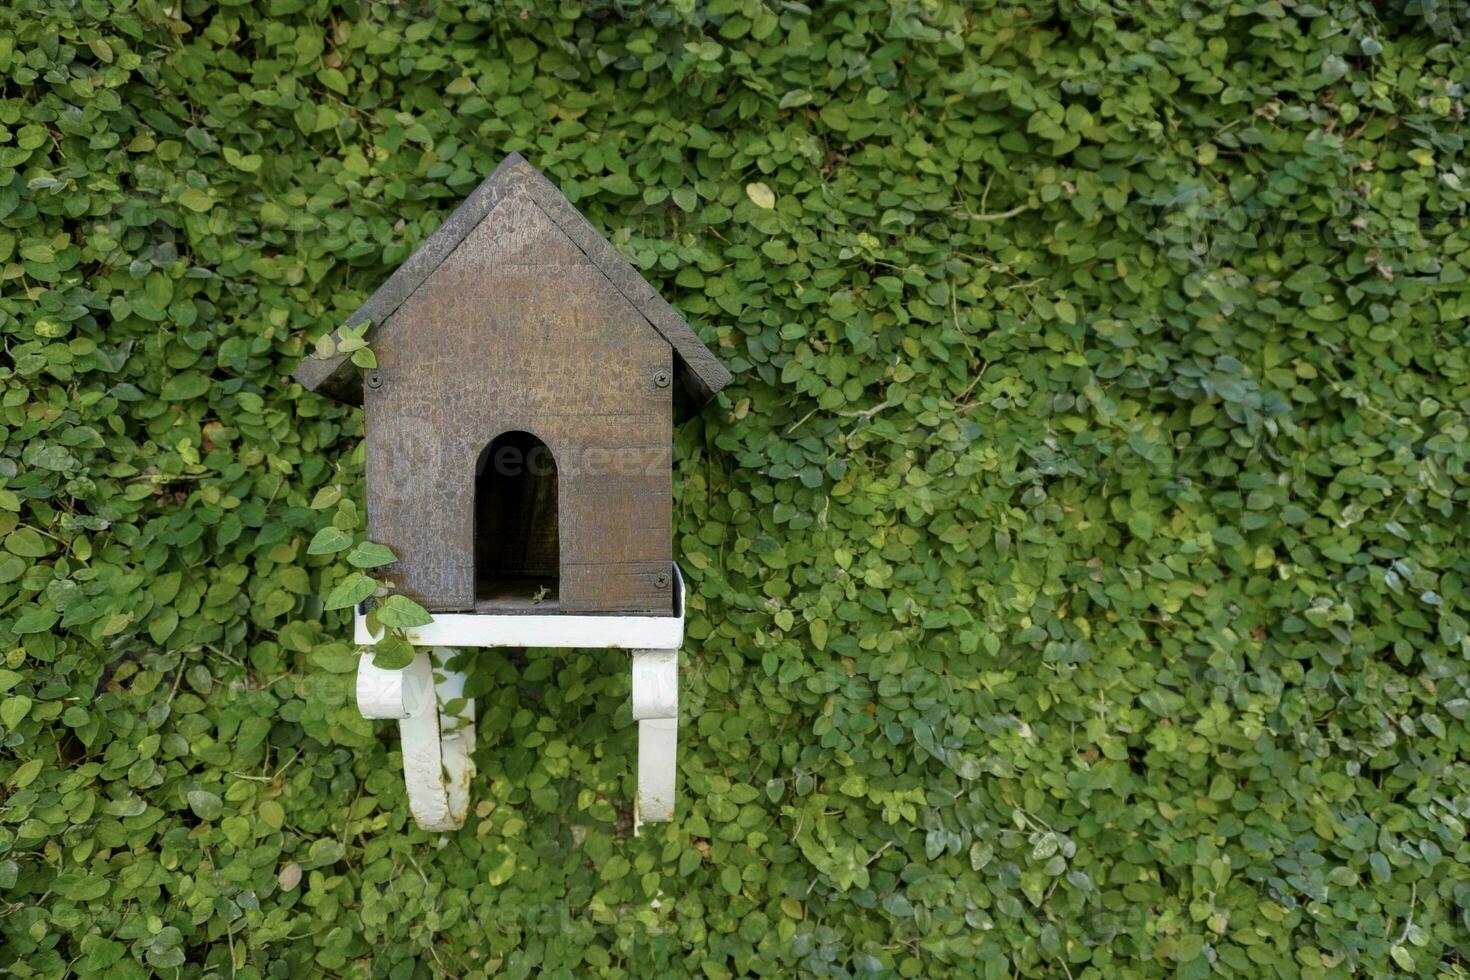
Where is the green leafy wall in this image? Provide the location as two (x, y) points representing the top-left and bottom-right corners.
(2, 0), (1469, 976)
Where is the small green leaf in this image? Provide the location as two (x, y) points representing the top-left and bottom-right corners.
(324, 572), (377, 610)
(259, 800), (285, 830)
(810, 619), (828, 650)
(177, 188), (214, 212)
(161, 372), (210, 401)
(148, 609), (179, 644)
(375, 594), (433, 629)
(336, 322), (369, 353)
(1, 695), (33, 728)
(310, 486), (342, 509)
(371, 634), (415, 670)
(0, 556), (24, 584)
(221, 816), (251, 846)
(317, 67), (349, 95)
(11, 758), (43, 788)
(746, 182), (775, 209)
(12, 606), (59, 634)
(5, 527), (50, 558)
(187, 790), (223, 821)
(307, 838), (345, 866)
(222, 146), (263, 172)
(346, 541), (397, 568)
(307, 526), (353, 555)
(600, 172), (638, 196)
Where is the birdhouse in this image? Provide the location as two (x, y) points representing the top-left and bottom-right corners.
(294, 153), (729, 831)
(295, 152), (729, 616)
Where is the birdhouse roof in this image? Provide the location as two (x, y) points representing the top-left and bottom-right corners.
(292, 152), (731, 405)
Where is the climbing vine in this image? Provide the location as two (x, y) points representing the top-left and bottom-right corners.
(1, 0), (1469, 977)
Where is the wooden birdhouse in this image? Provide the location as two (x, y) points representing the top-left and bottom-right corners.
(293, 153), (729, 831)
(295, 152), (729, 617)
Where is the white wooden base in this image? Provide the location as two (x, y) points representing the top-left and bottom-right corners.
(354, 567), (685, 833)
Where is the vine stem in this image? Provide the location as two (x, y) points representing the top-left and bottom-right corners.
(956, 203), (1032, 222)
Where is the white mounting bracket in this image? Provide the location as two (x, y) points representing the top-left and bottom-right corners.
(354, 566), (686, 833)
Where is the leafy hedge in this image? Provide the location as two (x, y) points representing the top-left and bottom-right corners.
(3, 0), (1470, 976)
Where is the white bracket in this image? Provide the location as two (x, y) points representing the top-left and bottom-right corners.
(354, 567), (686, 833)
(357, 649), (474, 831)
(630, 648), (678, 828)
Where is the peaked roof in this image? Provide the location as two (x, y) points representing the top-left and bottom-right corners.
(292, 152), (731, 405)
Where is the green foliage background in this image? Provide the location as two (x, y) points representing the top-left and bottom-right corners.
(2, 0), (1470, 976)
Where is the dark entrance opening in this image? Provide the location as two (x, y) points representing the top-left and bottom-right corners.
(474, 431), (559, 612)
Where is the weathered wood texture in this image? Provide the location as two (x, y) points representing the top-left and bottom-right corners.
(364, 190), (675, 615)
(514, 166), (732, 404)
(295, 153), (729, 406)
(294, 154), (533, 402)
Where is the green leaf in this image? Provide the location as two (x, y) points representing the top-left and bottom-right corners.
(11, 758), (43, 788)
(177, 188), (214, 212)
(370, 634), (415, 670)
(810, 619), (828, 650)
(161, 372), (210, 401)
(222, 146), (263, 172)
(745, 182), (775, 209)
(222, 817), (252, 848)
(186, 790), (223, 821)
(600, 172), (638, 196)
(336, 321), (369, 352)
(307, 526), (353, 556)
(375, 594), (433, 629)
(258, 800), (285, 830)
(486, 849), (516, 886)
(310, 486), (342, 510)
(324, 572), (377, 610)
(307, 838), (345, 867)
(148, 609), (179, 644)
(11, 606), (59, 634)
(5, 527), (50, 558)
(1, 695), (33, 728)
(0, 556), (23, 584)
(317, 67), (349, 95)
(346, 541), (397, 568)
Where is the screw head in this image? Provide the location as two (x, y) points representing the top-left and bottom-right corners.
(652, 570), (671, 589)
(366, 372), (383, 389)
(653, 369), (671, 389)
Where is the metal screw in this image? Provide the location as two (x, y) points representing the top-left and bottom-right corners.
(652, 369), (671, 389)
(652, 570), (671, 589)
(367, 372), (383, 389)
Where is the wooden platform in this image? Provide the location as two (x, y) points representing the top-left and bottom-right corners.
(474, 577), (560, 615)
(355, 565), (686, 651)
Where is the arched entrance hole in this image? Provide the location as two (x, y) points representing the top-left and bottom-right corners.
(474, 431), (559, 611)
